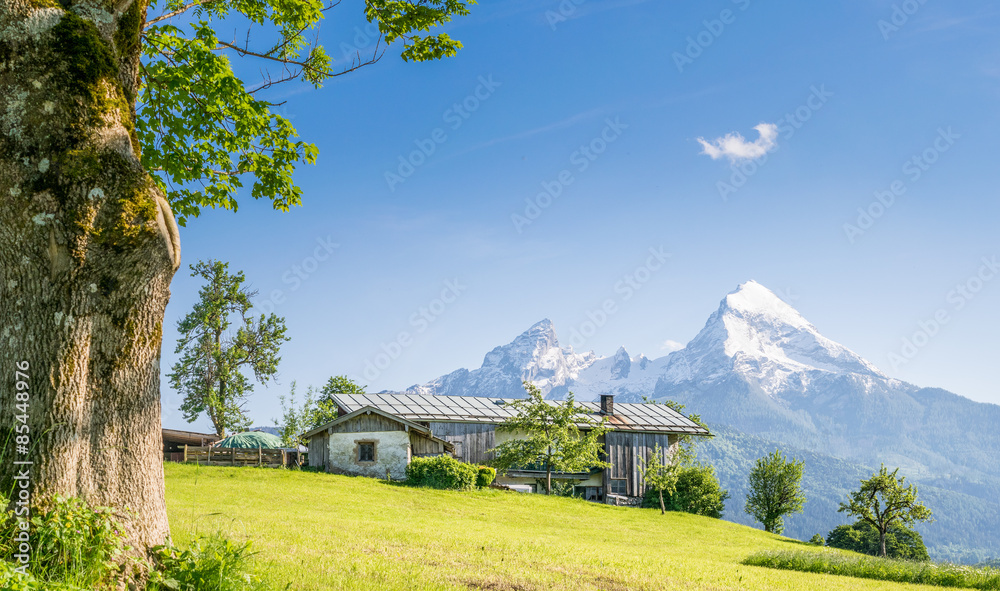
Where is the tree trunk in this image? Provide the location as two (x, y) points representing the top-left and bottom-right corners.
(0, 0), (181, 556)
(546, 447), (552, 495)
(659, 490), (665, 515)
(880, 529), (887, 557)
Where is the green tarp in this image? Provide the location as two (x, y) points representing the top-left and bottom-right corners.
(214, 431), (284, 449)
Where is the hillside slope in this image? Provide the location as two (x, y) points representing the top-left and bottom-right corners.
(699, 425), (1000, 564)
(165, 463), (950, 591)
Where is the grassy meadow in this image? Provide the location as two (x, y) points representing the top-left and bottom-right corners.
(164, 462), (947, 591)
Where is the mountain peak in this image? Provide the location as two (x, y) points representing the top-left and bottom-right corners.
(666, 280), (885, 384)
(722, 281), (808, 328)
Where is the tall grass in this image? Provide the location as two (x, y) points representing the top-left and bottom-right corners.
(744, 550), (1000, 590)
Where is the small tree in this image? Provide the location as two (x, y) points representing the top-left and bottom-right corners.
(641, 444), (680, 514)
(838, 465), (933, 557)
(826, 520), (929, 561)
(745, 450), (806, 534)
(274, 382), (316, 447)
(168, 260), (289, 437)
(490, 382), (610, 495)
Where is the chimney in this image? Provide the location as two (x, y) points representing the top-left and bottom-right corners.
(600, 394), (614, 416)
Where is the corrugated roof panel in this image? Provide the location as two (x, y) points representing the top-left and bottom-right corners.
(334, 393), (708, 435)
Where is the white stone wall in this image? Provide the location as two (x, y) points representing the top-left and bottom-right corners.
(328, 430), (411, 480)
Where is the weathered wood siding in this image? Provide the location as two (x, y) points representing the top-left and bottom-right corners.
(427, 422), (495, 464)
(410, 431), (448, 456)
(308, 432), (330, 470)
(604, 432), (678, 497)
(330, 414), (405, 434)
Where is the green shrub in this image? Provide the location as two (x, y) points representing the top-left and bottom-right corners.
(809, 534), (825, 546)
(146, 534), (270, 591)
(641, 463), (729, 518)
(538, 480), (581, 497)
(475, 466), (496, 488)
(743, 550), (1000, 589)
(406, 456), (477, 490)
(826, 520), (929, 561)
(0, 494), (130, 588)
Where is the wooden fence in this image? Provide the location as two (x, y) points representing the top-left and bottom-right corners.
(178, 445), (302, 468)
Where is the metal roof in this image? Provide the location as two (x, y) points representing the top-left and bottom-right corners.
(330, 393), (710, 435)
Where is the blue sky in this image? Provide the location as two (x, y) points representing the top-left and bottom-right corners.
(160, 0), (1000, 431)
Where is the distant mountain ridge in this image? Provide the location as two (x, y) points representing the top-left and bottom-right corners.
(391, 281), (1000, 561)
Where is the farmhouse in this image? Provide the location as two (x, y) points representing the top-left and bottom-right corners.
(303, 393), (709, 504)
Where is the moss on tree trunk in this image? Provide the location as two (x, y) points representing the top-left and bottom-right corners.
(0, 0), (180, 556)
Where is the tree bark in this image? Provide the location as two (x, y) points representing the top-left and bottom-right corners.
(0, 0), (180, 555)
(546, 446), (552, 495)
(659, 490), (665, 515)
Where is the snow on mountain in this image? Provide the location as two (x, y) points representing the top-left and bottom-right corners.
(400, 319), (596, 399)
(397, 281), (895, 402)
(658, 280), (887, 392)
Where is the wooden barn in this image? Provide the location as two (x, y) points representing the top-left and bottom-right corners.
(302, 393), (709, 504)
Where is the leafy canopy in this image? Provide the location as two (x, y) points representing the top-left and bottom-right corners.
(139, 0), (475, 224)
(745, 450), (806, 535)
(489, 382), (610, 494)
(168, 260), (289, 437)
(826, 520), (930, 561)
(838, 464), (933, 557)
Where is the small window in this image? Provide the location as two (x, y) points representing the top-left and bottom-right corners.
(358, 442), (375, 462)
(609, 479), (627, 495)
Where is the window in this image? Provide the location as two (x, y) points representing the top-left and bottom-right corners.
(358, 442), (375, 462)
(609, 479), (627, 495)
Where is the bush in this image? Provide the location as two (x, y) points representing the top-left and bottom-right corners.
(0, 494), (271, 591)
(406, 456), (477, 490)
(146, 534), (269, 591)
(744, 550), (1000, 589)
(809, 534), (825, 546)
(826, 520), (929, 561)
(641, 463), (729, 518)
(0, 494), (130, 588)
(475, 466), (496, 488)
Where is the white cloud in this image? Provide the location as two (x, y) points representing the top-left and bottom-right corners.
(661, 340), (685, 352)
(697, 123), (779, 163)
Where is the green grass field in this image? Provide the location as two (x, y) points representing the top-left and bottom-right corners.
(164, 463), (944, 591)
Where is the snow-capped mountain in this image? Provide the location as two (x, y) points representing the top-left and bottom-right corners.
(401, 318), (595, 399)
(395, 281), (1000, 478)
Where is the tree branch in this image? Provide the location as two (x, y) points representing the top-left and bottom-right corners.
(144, 0), (210, 29)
